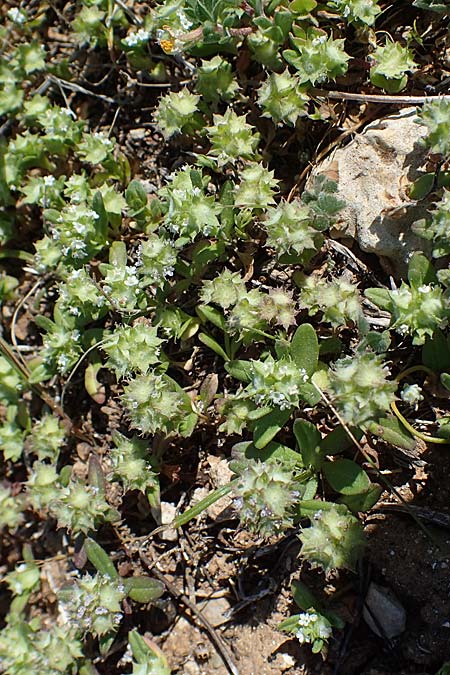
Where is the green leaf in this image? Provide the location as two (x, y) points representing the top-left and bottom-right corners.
(28, 362), (53, 384)
(253, 406), (292, 449)
(128, 629), (171, 675)
(302, 476), (318, 500)
(409, 173), (435, 200)
(340, 484), (382, 513)
(293, 419), (323, 469)
(170, 483), (233, 530)
(293, 418), (321, 451)
(99, 631), (117, 656)
(84, 538), (119, 580)
(232, 439), (303, 468)
(322, 458), (371, 495)
(291, 579), (320, 611)
(407, 252), (438, 286)
(296, 498), (338, 517)
(364, 288), (391, 310)
(290, 324), (319, 377)
(290, 0), (317, 12)
(126, 180), (148, 216)
(367, 415), (415, 450)
(298, 382), (322, 406)
(422, 330), (450, 371)
(361, 330), (391, 353)
(196, 304), (226, 330)
(124, 577), (165, 603)
(198, 332), (229, 361)
(441, 372), (450, 392)
(224, 359), (252, 382)
(320, 425), (363, 454)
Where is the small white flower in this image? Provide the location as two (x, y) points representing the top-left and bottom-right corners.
(401, 383), (424, 405)
(7, 7), (27, 24)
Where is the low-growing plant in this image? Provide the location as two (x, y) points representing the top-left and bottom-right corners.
(1, 0), (448, 671)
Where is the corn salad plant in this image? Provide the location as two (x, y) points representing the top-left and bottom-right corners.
(0, 0), (450, 672)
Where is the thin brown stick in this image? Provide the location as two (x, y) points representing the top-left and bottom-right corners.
(140, 553), (240, 675)
(47, 74), (118, 104)
(311, 88), (450, 104)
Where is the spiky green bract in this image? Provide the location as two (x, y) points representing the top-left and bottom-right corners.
(46, 200), (108, 268)
(259, 288), (297, 330)
(136, 234), (177, 287)
(103, 323), (163, 378)
(284, 32), (350, 86)
(0, 356), (23, 405)
(413, 190), (450, 258)
(234, 163), (278, 209)
(4, 562), (40, 597)
(109, 431), (158, 493)
(298, 276), (363, 328)
(153, 88), (201, 139)
(387, 282), (449, 344)
(369, 40), (416, 93)
(206, 109), (260, 167)
(160, 167), (221, 240)
(0, 485), (24, 530)
(49, 481), (119, 534)
(218, 398), (256, 435)
(28, 414), (66, 462)
(59, 573), (126, 637)
(299, 504), (365, 573)
(0, 412), (25, 461)
(246, 355), (307, 410)
(196, 55), (239, 103)
(76, 130), (115, 165)
(0, 621), (82, 675)
(56, 268), (107, 323)
(232, 459), (299, 537)
(263, 200), (319, 257)
(26, 462), (60, 510)
(327, 351), (396, 427)
(416, 98), (450, 156)
(227, 289), (269, 342)
(39, 320), (82, 376)
(328, 0), (381, 25)
(257, 71), (309, 127)
(200, 269), (247, 309)
(122, 372), (195, 436)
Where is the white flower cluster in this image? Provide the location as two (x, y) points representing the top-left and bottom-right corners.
(295, 610), (332, 645)
(7, 7), (27, 24)
(400, 383), (424, 405)
(123, 28), (151, 47)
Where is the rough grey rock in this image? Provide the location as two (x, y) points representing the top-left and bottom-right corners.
(309, 107), (432, 276)
(363, 581), (406, 639)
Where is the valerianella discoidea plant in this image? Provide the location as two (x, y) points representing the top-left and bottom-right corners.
(58, 573), (126, 637)
(300, 504), (365, 573)
(327, 351), (397, 427)
(232, 459), (300, 538)
(257, 70), (309, 126)
(122, 372), (195, 436)
(103, 323), (163, 378)
(366, 281), (450, 345)
(246, 355), (308, 410)
(263, 199), (320, 258)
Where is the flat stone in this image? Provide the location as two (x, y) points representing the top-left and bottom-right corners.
(309, 107), (432, 276)
(363, 581), (406, 639)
